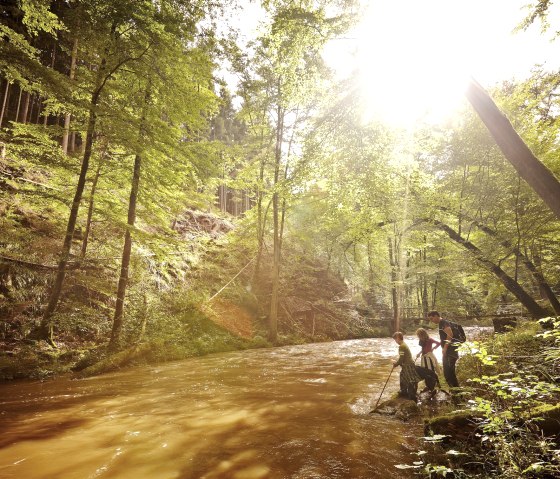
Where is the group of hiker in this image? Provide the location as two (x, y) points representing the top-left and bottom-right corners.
(392, 310), (463, 401)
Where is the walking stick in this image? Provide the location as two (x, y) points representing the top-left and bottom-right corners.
(370, 365), (395, 413)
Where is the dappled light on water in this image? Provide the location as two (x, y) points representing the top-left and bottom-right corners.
(0, 339), (421, 478)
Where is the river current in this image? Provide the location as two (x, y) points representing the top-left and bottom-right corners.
(0, 337), (426, 479)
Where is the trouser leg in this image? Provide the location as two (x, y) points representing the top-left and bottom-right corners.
(406, 381), (418, 401)
(400, 373), (418, 400)
(443, 354), (459, 388)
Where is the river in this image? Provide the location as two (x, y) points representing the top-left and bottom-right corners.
(0, 337), (426, 479)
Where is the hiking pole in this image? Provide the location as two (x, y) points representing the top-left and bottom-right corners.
(370, 365), (395, 413)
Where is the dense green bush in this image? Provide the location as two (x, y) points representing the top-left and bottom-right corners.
(406, 319), (560, 478)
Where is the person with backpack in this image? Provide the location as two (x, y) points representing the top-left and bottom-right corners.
(427, 310), (463, 388)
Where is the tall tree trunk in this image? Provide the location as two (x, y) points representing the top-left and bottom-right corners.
(43, 41), (57, 128)
(466, 78), (560, 219)
(433, 219), (549, 318)
(39, 56), (109, 342)
(252, 108), (273, 287)
(274, 109), (297, 314)
(0, 80), (9, 128)
(431, 276), (438, 309)
(137, 292), (148, 343)
(388, 236), (400, 333)
(421, 245), (429, 318)
(109, 151), (141, 350)
(269, 102), (284, 343)
(62, 38), (79, 154)
(70, 131), (76, 152)
(35, 97), (42, 124)
(15, 87), (22, 124)
(109, 84), (150, 351)
(20, 91), (30, 124)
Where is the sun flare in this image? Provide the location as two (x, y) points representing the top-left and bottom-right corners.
(355, 0), (479, 126)
(322, 0), (557, 127)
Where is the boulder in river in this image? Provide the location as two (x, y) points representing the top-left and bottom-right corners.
(372, 397), (420, 420)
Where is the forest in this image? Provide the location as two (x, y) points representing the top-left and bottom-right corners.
(0, 1), (560, 477)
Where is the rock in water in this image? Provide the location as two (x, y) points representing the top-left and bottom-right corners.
(371, 397), (420, 420)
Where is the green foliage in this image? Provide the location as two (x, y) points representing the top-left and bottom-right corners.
(19, 0), (65, 36)
(415, 321), (560, 478)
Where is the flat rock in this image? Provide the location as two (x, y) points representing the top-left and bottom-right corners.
(372, 397), (420, 419)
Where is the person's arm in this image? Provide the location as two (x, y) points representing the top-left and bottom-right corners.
(431, 338), (441, 351)
(393, 344), (405, 366)
(442, 325), (453, 355)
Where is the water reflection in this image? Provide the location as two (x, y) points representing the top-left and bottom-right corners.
(0, 338), (422, 478)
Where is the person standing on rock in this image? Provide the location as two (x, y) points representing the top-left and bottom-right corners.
(415, 327), (442, 376)
(428, 310), (459, 388)
(392, 331), (421, 401)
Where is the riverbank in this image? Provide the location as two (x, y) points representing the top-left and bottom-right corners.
(0, 316), (387, 382)
(413, 318), (560, 478)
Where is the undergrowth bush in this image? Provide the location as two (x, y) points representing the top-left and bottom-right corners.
(402, 318), (560, 478)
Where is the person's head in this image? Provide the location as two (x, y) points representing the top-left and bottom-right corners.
(427, 310), (441, 324)
(416, 327), (429, 341)
(392, 331), (404, 344)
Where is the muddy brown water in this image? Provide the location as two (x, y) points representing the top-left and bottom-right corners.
(0, 337), (428, 479)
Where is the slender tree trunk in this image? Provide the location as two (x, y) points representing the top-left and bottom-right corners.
(421, 246), (429, 318)
(252, 110), (272, 286)
(0, 80), (9, 128)
(433, 219), (549, 318)
(109, 151), (142, 350)
(39, 71), (106, 342)
(62, 38), (78, 154)
(20, 91), (30, 124)
(15, 87), (22, 124)
(29, 94), (36, 123)
(42, 41), (57, 128)
(137, 292), (148, 343)
(388, 236), (400, 333)
(109, 84), (150, 351)
(80, 142), (107, 258)
(35, 97), (42, 124)
(274, 110), (297, 299)
(431, 276), (438, 309)
(269, 102), (284, 343)
(466, 78), (560, 219)
(70, 131), (76, 152)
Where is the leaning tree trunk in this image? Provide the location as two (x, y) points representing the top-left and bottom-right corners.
(471, 221), (560, 315)
(433, 220), (549, 318)
(109, 83), (150, 351)
(38, 90), (101, 343)
(109, 151), (142, 350)
(38, 44), (113, 343)
(466, 78), (560, 219)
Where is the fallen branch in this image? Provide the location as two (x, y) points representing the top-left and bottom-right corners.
(0, 255), (102, 271)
